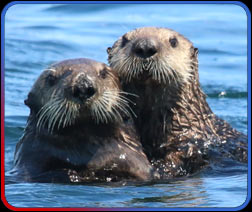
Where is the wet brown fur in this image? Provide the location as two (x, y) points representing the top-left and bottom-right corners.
(14, 58), (157, 183)
(108, 27), (247, 178)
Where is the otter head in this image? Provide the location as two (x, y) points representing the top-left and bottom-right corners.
(25, 58), (133, 133)
(107, 27), (198, 87)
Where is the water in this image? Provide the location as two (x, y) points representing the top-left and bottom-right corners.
(3, 3), (248, 208)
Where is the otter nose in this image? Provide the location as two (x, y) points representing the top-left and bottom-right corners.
(132, 38), (158, 59)
(73, 76), (96, 101)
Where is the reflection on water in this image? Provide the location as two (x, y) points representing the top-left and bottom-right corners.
(130, 179), (208, 207)
(4, 174), (247, 207)
(4, 2), (248, 208)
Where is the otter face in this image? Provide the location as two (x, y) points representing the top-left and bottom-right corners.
(108, 27), (198, 85)
(25, 58), (133, 133)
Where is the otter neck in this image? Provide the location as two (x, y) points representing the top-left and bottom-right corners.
(25, 111), (120, 140)
(124, 65), (216, 159)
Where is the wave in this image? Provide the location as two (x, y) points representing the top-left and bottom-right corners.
(43, 4), (126, 14)
(199, 48), (242, 56)
(202, 85), (247, 98)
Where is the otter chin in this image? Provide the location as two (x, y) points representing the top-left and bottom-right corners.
(13, 58), (158, 183)
(108, 27), (247, 178)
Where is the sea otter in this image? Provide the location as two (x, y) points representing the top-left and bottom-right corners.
(107, 27), (247, 178)
(13, 58), (157, 183)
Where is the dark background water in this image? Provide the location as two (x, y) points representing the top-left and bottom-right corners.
(4, 3), (248, 208)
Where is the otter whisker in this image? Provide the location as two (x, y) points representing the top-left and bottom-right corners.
(113, 102), (132, 118)
(47, 100), (64, 131)
(160, 66), (166, 84)
(63, 102), (71, 129)
(68, 103), (74, 126)
(104, 102), (120, 122)
(47, 99), (65, 133)
(157, 62), (163, 83)
(62, 102), (70, 129)
(49, 100), (67, 133)
(102, 95), (124, 122)
(91, 101), (99, 123)
(114, 97), (137, 118)
(57, 99), (68, 130)
(111, 106), (124, 122)
(68, 102), (74, 126)
(37, 98), (62, 132)
(93, 102), (103, 123)
(103, 91), (137, 118)
(50, 88), (59, 99)
(103, 95), (129, 117)
(116, 95), (135, 106)
(108, 90), (138, 105)
(92, 98), (109, 123)
(116, 56), (144, 83)
(100, 93), (121, 121)
(153, 59), (160, 83)
(71, 102), (79, 126)
(118, 91), (139, 98)
(96, 99), (110, 123)
(67, 102), (76, 126)
(91, 90), (134, 124)
(112, 56), (134, 82)
(170, 68), (180, 87)
(60, 102), (70, 129)
(47, 107), (60, 132)
(65, 102), (74, 128)
(95, 106), (107, 123)
(152, 62), (158, 82)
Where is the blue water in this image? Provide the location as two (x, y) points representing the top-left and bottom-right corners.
(4, 3), (248, 208)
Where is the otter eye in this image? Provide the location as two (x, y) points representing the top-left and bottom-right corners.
(121, 35), (129, 47)
(99, 69), (108, 79)
(47, 73), (57, 86)
(169, 37), (178, 48)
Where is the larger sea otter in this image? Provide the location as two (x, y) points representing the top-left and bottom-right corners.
(107, 27), (247, 178)
(13, 58), (157, 183)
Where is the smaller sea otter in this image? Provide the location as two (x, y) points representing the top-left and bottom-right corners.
(107, 27), (247, 178)
(13, 58), (157, 183)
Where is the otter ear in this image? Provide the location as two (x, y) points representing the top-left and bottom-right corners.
(24, 92), (34, 109)
(24, 98), (29, 107)
(24, 99), (31, 109)
(190, 47), (198, 58)
(107, 47), (112, 54)
(194, 48), (198, 57)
